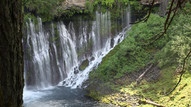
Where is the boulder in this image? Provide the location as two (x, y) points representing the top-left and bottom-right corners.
(62, 0), (87, 10)
(79, 59), (89, 71)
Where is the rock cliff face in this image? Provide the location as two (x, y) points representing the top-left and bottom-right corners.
(58, 0), (86, 11)
(141, 0), (162, 5)
(66, 0), (86, 8)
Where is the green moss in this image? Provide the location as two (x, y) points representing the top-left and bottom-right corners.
(79, 59), (89, 71)
(88, 90), (102, 100)
(92, 0), (130, 8)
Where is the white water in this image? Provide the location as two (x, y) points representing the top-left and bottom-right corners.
(61, 8), (131, 88)
(61, 27), (130, 88)
(23, 87), (54, 104)
(23, 6), (131, 91)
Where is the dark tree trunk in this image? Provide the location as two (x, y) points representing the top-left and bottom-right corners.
(0, 0), (24, 107)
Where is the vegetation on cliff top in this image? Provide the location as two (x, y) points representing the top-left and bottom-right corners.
(87, 13), (191, 106)
(23, 0), (90, 22)
(23, 0), (143, 22)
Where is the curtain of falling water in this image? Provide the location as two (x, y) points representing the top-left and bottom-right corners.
(23, 6), (131, 90)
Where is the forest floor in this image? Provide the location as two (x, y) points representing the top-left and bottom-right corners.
(92, 65), (191, 107)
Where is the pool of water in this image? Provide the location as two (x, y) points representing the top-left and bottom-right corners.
(23, 86), (117, 107)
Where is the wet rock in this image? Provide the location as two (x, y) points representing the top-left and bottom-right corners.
(74, 67), (79, 74)
(117, 38), (120, 44)
(110, 38), (114, 48)
(62, 81), (66, 85)
(90, 57), (95, 62)
(79, 59), (89, 71)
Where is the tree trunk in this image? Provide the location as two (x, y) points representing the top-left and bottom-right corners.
(0, 0), (24, 107)
(159, 0), (169, 17)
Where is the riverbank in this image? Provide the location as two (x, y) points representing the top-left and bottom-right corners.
(86, 14), (191, 106)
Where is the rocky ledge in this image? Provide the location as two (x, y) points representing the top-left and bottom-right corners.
(141, 0), (162, 5)
(58, 0), (87, 11)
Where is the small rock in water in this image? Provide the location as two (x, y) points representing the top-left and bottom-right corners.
(117, 38), (121, 43)
(74, 70), (79, 74)
(74, 67), (79, 74)
(62, 81), (66, 85)
(110, 38), (114, 48)
(90, 57), (95, 61)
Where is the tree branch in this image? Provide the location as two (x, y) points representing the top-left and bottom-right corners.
(139, 98), (164, 107)
(166, 50), (191, 95)
(142, 0), (182, 45)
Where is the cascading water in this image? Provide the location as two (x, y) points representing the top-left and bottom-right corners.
(23, 6), (131, 90)
(62, 9), (131, 88)
(23, 6), (132, 107)
(24, 18), (52, 89)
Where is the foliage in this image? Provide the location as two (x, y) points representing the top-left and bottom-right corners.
(182, 1), (191, 14)
(24, 0), (60, 22)
(88, 12), (191, 106)
(130, 0), (143, 10)
(23, 13), (38, 24)
(154, 14), (191, 69)
(92, 0), (131, 8)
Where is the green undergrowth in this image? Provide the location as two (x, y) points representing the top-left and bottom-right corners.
(87, 14), (191, 106)
(92, 0), (130, 7)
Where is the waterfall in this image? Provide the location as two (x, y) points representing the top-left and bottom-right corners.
(24, 18), (52, 89)
(23, 6), (131, 90)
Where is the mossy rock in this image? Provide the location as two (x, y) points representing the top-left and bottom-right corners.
(79, 59), (89, 71)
